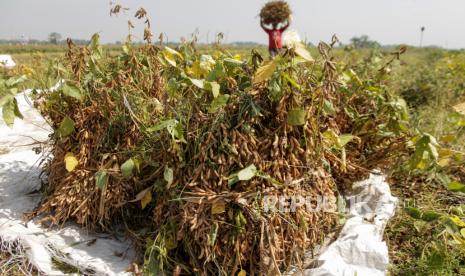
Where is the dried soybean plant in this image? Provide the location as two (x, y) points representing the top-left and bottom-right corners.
(28, 7), (412, 276)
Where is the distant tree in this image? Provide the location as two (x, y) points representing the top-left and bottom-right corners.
(350, 35), (380, 48)
(48, 32), (62, 44)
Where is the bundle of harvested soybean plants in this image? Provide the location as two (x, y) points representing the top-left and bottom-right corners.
(26, 25), (410, 275)
(260, 0), (292, 26)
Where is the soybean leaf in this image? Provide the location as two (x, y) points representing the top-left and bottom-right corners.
(339, 134), (355, 148)
(223, 58), (243, 67)
(164, 166), (174, 187)
(141, 190), (152, 209)
(58, 116), (75, 137)
(147, 119), (186, 143)
(208, 94), (230, 113)
(189, 78), (205, 89)
(253, 59), (277, 84)
(121, 158), (135, 179)
(95, 171), (109, 190)
(238, 165), (257, 181)
(205, 81), (220, 98)
(287, 109), (306, 126)
(64, 152), (79, 172)
(211, 201), (226, 215)
(2, 99), (17, 127)
(63, 83), (83, 101)
(163, 46), (182, 67)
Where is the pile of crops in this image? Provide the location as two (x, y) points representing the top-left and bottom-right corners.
(21, 28), (413, 274)
(260, 1), (291, 26)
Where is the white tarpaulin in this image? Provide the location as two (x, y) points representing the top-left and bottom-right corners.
(304, 173), (398, 276)
(0, 55), (16, 69)
(0, 92), (135, 275)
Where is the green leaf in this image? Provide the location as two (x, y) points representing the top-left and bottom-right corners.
(205, 81), (220, 98)
(95, 170), (109, 190)
(206, 62), (225, 81)
(88, 33), (103, 62)
(410, 134), (439, 169)
(58, 116), (75, 137)
(121, 158), (135, 179)
(282, 73), (301, 91)
(323, 100), (336, 116)
(5, 75), (27, 87)
(208, 222), (219, 246)
(253, 59), (277, 85)
(2, 99), (17, 127)
(0, 94), (14, 107)
(421, 211), (441, 222)
(147, 119), (186, 143)
(447, 181), (465, 192)
(164, 166), (174, 187)
(228, 165), (258, 187)
(189, 78), (204, 89)
(237, 165), (257, 181)
(63, 83), (83, 101)
(287, 109), (306, 126)
(223, 58), (243, 66)
(405, 207), (422, 219)
(339, 134), (355, 148)
(208, 94), (230, 113)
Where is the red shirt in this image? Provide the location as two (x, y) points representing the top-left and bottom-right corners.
(263, 25), (288, 49)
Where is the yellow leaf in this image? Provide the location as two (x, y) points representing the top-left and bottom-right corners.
(253, 60), (277, 85)
(440, 134), (456, 144)
(437, 158), (451, 167)
(163, 47), (183, 67)
(461, 228), (465, 239)
(141, 190), (152, 209)
(450, 216), (465, 227)
(64, 152), (78, 172)
(237, 270), (246, 276)
(163, 51), (176, 67)
(453, 102), (465, 114)
(211, 201), (226, 215)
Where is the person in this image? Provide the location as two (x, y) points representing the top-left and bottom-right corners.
(261, 18), (290, 58)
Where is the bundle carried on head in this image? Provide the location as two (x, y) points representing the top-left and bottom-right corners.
(260, 0), (292, 25)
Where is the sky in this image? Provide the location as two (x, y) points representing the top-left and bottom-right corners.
(1, 0), (465, 48)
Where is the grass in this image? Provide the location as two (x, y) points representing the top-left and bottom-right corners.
(386, 176), (465, 275)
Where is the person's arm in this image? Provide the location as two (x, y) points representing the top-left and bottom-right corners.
(279, 20), (290, 32)
(261, 19), (270, 31)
